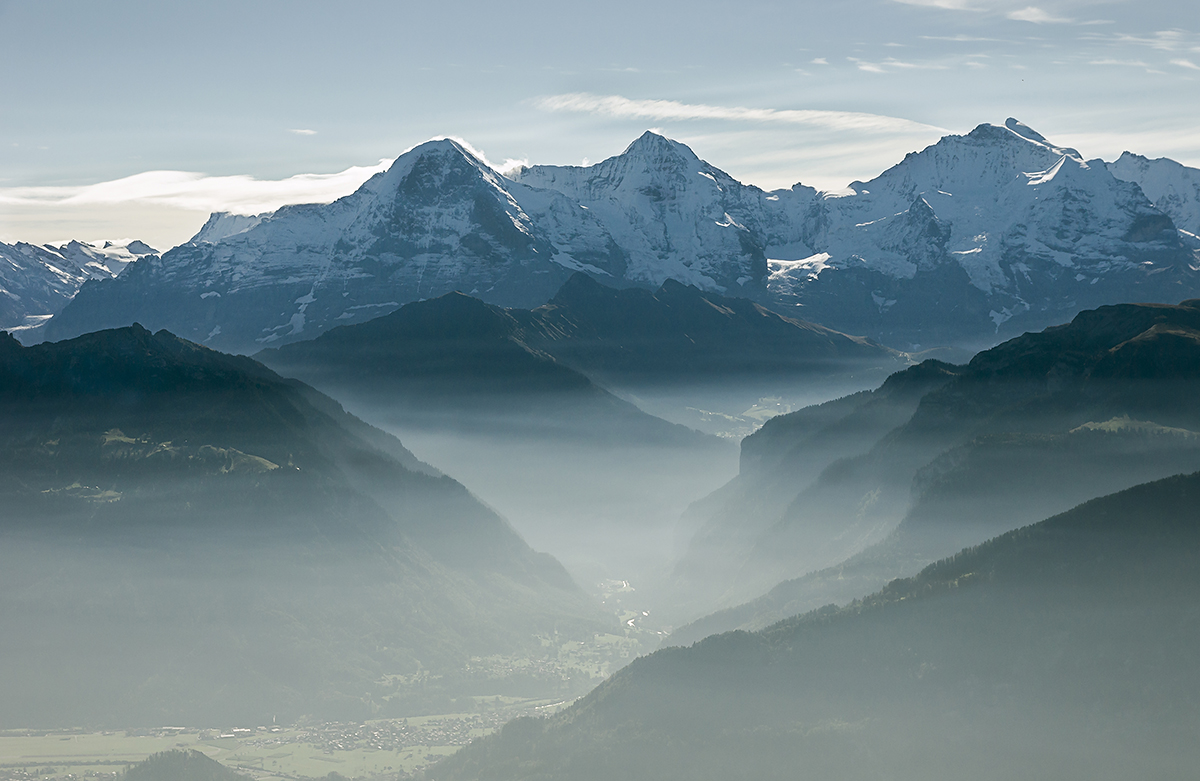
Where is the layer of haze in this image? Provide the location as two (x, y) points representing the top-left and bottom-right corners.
(2, 0), (1198, 249)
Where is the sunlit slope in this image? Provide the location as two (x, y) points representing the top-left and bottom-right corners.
(671, 297), (1200, 637)
(0, 326), (604, 726)
(436, 472), (1200, 781)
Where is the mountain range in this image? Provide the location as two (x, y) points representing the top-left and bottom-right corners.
(36, 121), (1200, 352)
(0, 325), (605, 726)
(434, 471), (1200, 781)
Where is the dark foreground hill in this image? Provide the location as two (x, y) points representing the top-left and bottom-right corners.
(123, 750), (250, 781)
(670, 298), (1200, 621)
(434, 472), (1200, 781)
(0, 326), (605, 726)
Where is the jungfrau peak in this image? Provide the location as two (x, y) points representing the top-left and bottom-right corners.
(767, 118), (1194, 347)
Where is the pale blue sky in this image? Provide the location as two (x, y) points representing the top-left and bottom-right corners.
(2, 0), (1197, 248)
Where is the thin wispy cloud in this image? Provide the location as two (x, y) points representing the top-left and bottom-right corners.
(1007, 6), (1071, 23)
(922, 34), (1007, 42)
(891, 0), (978, 9)
(533, 93), (945, 134)
(1099, 30), (1196, 52)
(0, 160), (393, 215)
(287, 128), (318, 136)
(848, 56), (949, 72)
(1172, 58), (1200, 70)
(852, 59), (887, 73)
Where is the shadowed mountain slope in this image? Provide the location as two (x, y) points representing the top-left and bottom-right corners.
(666, 359), (961, 617)
(123, 751), (251, 781)
(257, 289), (713, 444)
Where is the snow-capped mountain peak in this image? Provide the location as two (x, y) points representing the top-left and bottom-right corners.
(49, 239), (151, 279)
(1004, 116), (1047, 143)
(765, 119), (1192, 344)
(620, 130), (703, 167)
(368, 138), (509, 197)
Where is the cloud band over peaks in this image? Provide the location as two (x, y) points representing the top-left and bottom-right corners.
(0, 160), (394, 215)
(533, 93), (945, 135)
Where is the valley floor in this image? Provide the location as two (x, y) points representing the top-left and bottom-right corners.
(0, 697), (581, 781)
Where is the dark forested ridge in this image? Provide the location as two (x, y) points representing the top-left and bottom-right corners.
(256, 288), (714, 444)
(434, 472), (1200, 781)
(0, 326), (605, 726)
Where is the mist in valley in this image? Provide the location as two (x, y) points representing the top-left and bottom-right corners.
(311, 374), (888, 622)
